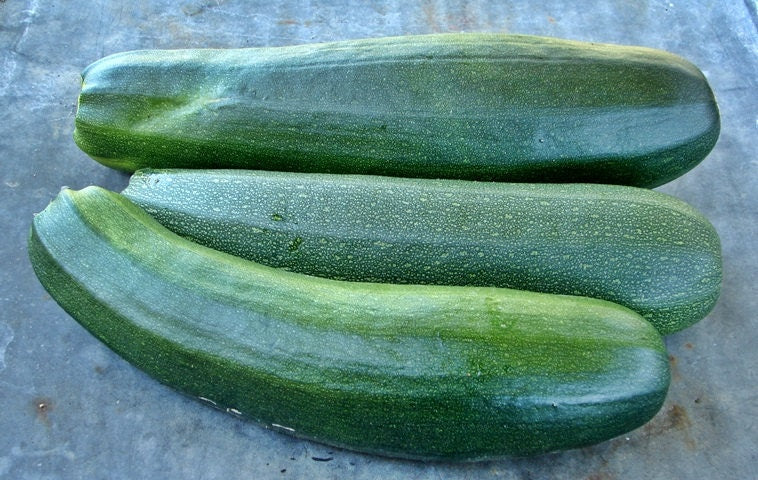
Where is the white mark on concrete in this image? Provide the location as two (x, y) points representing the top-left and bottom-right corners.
(0, 456), (10, 477)
(10, 444), (76, 462)
(0, 323), (14, 373)
(0, 51), (18, 97)
(1, 0), (42, 97)
(16, 0), (41, 51)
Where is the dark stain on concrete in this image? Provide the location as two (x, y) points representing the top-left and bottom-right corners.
(32, 397), (54, 426)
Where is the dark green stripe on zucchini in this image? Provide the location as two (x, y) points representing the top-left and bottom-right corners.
(29, 187), (670, 461)
(74, 33), (719, 187)
(123, 169), (722, 335)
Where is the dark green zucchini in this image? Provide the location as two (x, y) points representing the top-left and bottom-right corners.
(74, 33), (719, 187)
(28, 186), (670, 461)
(123, 169), (722, 335)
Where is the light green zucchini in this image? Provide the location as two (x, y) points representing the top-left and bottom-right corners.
(123, 169), (722, 334)
(28, 186), (670, 461)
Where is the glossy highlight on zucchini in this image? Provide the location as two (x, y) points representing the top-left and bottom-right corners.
(74, 33), (719, 187)
(29, 187), (670, 461)
(124, 169), (722, 335)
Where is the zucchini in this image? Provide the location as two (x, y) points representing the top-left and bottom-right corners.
(123, 169), (722, 335)
(29, 186), (670, 461)
(74, 33), (719, 187)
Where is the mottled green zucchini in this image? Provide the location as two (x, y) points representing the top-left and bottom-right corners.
(28, 186), (669, 461)
(123, 169), (722, 334)
(75, 33), (719, 187)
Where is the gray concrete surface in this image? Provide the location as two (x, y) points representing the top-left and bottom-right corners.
(1, 1), (756, 479)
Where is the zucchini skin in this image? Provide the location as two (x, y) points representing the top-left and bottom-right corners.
(29, 187), (670, 461)
(123, 169), (722, 335)
(74, 33), (719, 187)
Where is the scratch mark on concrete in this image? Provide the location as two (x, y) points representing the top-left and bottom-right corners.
(16, 0), (40, 50)
(0, 322), (14, 373)
(1, 0), (41, 96)
(0, 51), (18, 97)
(10, 444), (76, 461)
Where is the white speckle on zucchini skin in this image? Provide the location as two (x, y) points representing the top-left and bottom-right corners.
(271, 423), (296, 433)
(124, 170), (722, 335)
